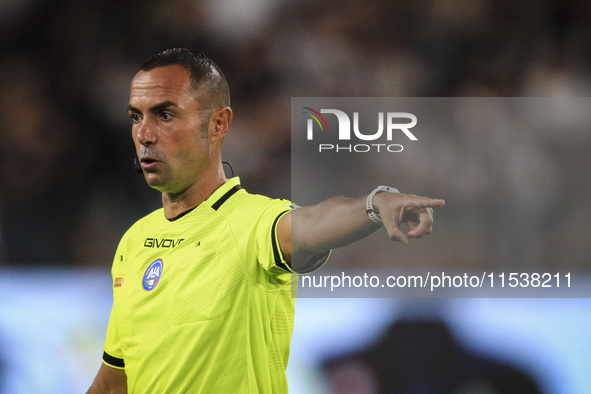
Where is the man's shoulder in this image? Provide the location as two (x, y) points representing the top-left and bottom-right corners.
(135, 207), (165, 224)
(224, 189), (295, 217)
(121, 208), (165, 238)
(205, 177), (294, 215)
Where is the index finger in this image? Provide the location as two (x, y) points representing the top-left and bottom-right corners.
(409, 196), (446, 208)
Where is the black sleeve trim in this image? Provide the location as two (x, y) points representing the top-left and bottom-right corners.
(212, 185), (242, 211)
(292, 250), (331, 274)
(271, 210), (291, 272)
(103, 351), (125, 368)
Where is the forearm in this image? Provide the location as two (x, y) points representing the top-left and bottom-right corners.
(87, 363), (127, 394)
(291, 196), (379, 254)
(279, 189), (444, 267)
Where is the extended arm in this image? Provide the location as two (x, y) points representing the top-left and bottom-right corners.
(277, 189), (445, 268)
(87, 363), (127, 394)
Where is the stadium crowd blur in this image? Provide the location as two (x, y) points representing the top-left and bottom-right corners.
(1, 0), (590, 270)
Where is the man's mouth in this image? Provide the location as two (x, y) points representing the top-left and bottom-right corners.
(140, 156), (161, 170)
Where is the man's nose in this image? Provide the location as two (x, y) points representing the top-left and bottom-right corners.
(136, 119), (157, 146)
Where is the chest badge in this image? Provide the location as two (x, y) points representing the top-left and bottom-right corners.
(143, 259), (163, 291)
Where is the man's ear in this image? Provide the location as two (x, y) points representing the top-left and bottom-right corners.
(210, 107), (233, 142)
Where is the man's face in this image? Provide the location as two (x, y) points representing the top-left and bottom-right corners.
(128, 65), (212, 195)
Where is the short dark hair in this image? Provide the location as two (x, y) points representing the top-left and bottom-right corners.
(140, 48), (230, 108)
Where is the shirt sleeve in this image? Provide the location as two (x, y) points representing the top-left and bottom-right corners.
(256, 199), (330, 277)
(102, 303), (125, 370)
(102, 239), (127, 370)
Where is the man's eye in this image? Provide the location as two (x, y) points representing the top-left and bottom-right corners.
(161, 112), (174, 120)
(129, 113), (142, 123)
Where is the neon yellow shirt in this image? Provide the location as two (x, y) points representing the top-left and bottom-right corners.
(102, 178), (326, 392)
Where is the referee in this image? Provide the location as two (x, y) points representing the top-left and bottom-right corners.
(87, 48), (444, 393)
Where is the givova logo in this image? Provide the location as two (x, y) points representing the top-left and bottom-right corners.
(302, 107), (418, 153)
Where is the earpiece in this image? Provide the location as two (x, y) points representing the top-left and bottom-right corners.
(133, 155), (143, 174)
(222, 161), (235, 177)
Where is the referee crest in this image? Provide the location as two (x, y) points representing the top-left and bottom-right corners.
(143, 259), (163, 291)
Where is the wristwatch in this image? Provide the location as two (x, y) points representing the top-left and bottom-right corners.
(365, 185), (400, 225)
